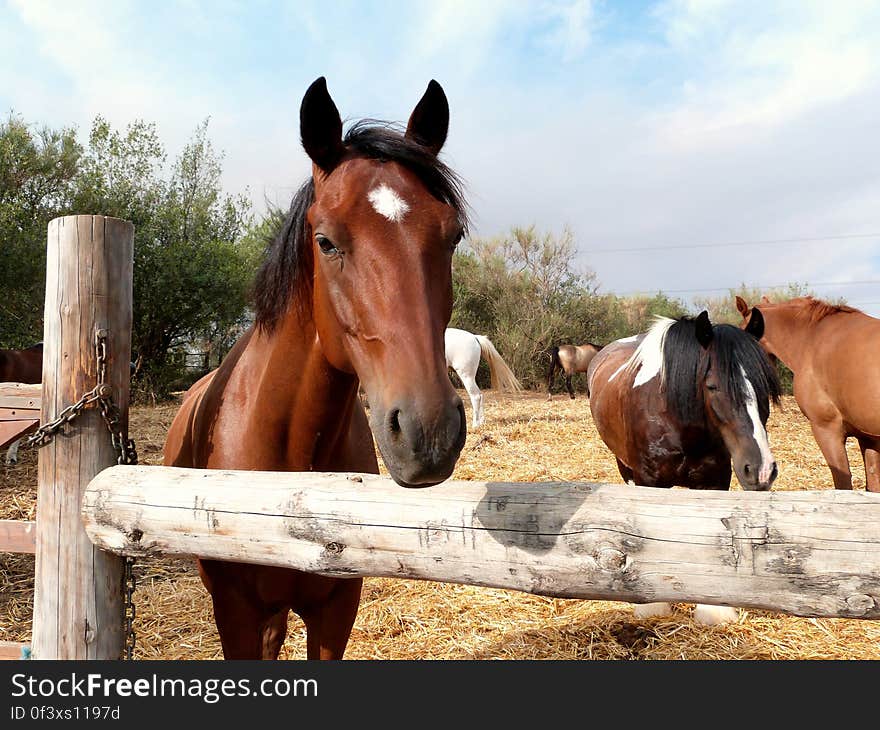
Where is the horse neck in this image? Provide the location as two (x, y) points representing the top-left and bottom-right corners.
(760, 306), (815, 372)
(245, 309), (360, 465)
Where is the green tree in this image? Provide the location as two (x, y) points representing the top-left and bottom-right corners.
(451, 227), (609, 389)
(72, 117), (255, 399)
(0, 115), (81, 346)
(693, 283), (812, 324)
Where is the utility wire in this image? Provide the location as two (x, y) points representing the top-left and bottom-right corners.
(618, 278), (880, 297)
(583, 232), (880, 255)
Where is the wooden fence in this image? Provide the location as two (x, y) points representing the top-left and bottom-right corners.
(83, 466), (880, 620)
(0, 215), (134, 660)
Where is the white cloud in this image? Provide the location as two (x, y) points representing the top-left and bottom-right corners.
(655, 0), (880, 138)
(4, 0), (879, 316)
(541, 0), (595, 61)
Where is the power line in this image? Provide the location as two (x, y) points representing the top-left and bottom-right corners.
(583, 232), (880, 255)
(618, 278), (880, 297)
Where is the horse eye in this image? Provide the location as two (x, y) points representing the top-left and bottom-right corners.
(706, 384), (719, 392)
(316, 235), (338, 256)
(451, 230), (464, 250)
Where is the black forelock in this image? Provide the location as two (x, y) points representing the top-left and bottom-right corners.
(662, 317), (781, 424)
(251, 121), (469, 332)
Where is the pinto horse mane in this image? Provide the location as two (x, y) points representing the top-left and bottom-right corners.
(252, 121), (469, 332)
(630, 316), (781, 425)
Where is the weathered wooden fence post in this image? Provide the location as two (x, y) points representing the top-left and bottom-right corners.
(31, 215), (134, 659)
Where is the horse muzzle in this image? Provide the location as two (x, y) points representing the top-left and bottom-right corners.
(737, 459), (778, 491)
(370, 395), (467, 487)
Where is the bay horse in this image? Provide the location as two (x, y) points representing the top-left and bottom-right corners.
(445, 327), (522, 428)
(736, 295), (880, 492)
(1, 343), (42, 465)
(164, 78), (469, 659)
(547, 342), (603, 399)
(587, 310), (780, 625)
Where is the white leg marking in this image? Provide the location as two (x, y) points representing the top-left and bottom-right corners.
(368, 184), (410, 222)
(633, 602), (673, 619)
(693, 604), (739, 626)
(740, 367), (775, 483)
(459, 372), (483, 428)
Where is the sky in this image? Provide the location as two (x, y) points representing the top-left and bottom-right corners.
(2, 0), (879, 315)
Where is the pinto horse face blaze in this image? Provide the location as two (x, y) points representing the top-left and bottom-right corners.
(301, 78), (466, 487)
(695, 313), (777, 491)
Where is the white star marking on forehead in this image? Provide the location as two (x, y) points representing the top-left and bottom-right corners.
(368, 184), (410, 222)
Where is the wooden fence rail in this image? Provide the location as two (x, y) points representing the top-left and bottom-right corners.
(83, 465), (880, 620)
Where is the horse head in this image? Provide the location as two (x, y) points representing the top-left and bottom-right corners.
(736, 295), (779, 363)
(298, 78), (467, 487)
(693, 310), (780, 490)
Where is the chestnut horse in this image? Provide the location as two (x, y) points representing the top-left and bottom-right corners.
(164, 78), (469, 659)
(1, 343), (42, 465)
(547, 343), (603, 399)
(587, 311), (780, 624)
(736, 295), (880, 492)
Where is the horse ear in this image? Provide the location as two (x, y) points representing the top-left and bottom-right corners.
(745, 307), (765, 340)
(735, 296), (750, 317)
(406, 80), (449, 155)
(300, 77), (344, 172)
(760, 295), (772, 304)
(695, 310), (714, 349)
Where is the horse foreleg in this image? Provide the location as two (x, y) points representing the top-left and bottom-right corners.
(692, 605), (739, 625)
(858, 437), (880, 493)
(633, 603), (673, 619)
(261, 609), (291, 659)
(459, 372), (483, 428)
(810, 422), (853, 489)
(209, 590), (281, 659)
(615, 458), (635, 486)
(303, 578), (363, 660)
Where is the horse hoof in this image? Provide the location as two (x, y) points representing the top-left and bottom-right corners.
(633, 602), (673, 619)
(693, 605), (739, 626)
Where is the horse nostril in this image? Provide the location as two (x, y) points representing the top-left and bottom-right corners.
(388, 408), (401, 434)
(744, 464), (752, 476)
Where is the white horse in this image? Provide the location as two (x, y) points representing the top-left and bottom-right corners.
(445, 328), (522, 428)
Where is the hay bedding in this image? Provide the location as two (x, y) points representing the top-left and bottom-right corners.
(1, 393), (878, 659)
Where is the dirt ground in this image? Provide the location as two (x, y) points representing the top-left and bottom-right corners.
(2, 390), (878, 659)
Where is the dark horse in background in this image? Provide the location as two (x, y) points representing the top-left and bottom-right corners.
(737, 295), (880, 492)
(547, 343), (603, 399)
(164, 78), (469, 659)
(587, 310), (780, 625)
(1, 343), (42, 465)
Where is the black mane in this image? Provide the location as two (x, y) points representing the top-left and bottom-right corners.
(662, 317), (781, 424)
(252, 121), (469, 331)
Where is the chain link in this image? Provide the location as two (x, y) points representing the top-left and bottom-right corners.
(123, 557), (137, 660)
(25, 329), (138, 659)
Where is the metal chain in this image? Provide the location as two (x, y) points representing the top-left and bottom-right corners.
(26, 329), (139, 659)
(122, 557), (137, 660)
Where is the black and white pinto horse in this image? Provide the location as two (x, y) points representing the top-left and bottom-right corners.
(587, 311), (780, 625)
